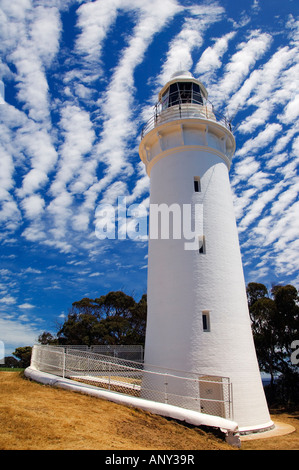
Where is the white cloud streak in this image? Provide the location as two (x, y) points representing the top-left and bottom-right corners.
(74, 0), (181, 228)
(159, 3), (225, 85)
(195, 31), (236, 82)
(209, 30), (272, 107)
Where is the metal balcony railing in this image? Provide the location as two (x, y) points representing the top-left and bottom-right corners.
(141, 92), (233, 139)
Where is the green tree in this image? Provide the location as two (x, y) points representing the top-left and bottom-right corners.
(93, 291), (147, 345)
(271, 284), (299, 405)
(38, 332), (58, 345)
(249, 295), (278, 387)
(247, 282), (299, 406)
(52, 291), (147, 346)
(247, 282), (269, 308)
(129, 293), (147, 344)
(13, 346), (32, 368)
(57, 309), (103, 346)
(0, 356), (19, 368)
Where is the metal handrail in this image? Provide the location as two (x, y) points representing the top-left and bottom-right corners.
(31, 344), (233, 420)
(141, 91), (233, 139)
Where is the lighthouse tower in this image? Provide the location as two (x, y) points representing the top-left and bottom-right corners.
(139, 71), (273, 433)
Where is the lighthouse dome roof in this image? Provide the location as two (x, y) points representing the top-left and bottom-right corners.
(170, 70), (193, 79)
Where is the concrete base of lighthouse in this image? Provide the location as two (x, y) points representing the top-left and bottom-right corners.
(239, 421), (275, 435)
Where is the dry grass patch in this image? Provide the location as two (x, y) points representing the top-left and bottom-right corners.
(1, 371), (297, 450)
(0, 372), (232, 450)
(241, 410), (299, 450)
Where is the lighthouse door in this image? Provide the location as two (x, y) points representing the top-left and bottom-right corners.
(198, 376), (226, 418)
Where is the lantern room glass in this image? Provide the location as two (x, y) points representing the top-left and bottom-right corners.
(161, 82), (203, 109)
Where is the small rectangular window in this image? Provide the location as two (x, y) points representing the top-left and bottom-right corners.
(194, 177), (201, 192)
(202, 311), (210, 332)
(199, 235), (205, 254)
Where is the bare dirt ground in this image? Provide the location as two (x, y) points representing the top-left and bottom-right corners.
(0, 371), (298, 450)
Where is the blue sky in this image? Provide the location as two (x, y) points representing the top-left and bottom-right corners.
(0, 0), (298, 355)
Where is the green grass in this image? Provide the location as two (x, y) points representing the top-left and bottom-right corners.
(0, 368), (25, 372)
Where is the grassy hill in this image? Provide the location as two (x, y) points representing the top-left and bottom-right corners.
(0, 371), (298, 450)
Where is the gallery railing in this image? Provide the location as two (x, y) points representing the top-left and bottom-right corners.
(141, 92), (233, 139)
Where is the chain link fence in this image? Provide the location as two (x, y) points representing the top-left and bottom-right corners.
(44, 344), (144, 362)
(31, 345), (232, 420)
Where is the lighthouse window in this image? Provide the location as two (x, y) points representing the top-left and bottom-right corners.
(199, 236), (206, 254)
(162, 82), (203, 109)
(192, 83), (203, 105)
(202, 311), (210, 332)
(194, 177), (201, 192)
(169, 83), (180, 106)
(178, 82), (192, 103)
(161, 88), (170, 109)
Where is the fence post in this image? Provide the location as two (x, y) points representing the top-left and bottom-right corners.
(196, 377), (200, 404)
(164, 373), (168, 404)
(108, 362), (111, 390)
(62, 348), (66, 378)
(230, 381), (234, 421)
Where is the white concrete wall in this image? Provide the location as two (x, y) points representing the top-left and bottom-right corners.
(140, 119), (272, 431)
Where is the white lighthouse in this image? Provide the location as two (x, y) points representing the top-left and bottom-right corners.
(139, 71), (273, 433)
